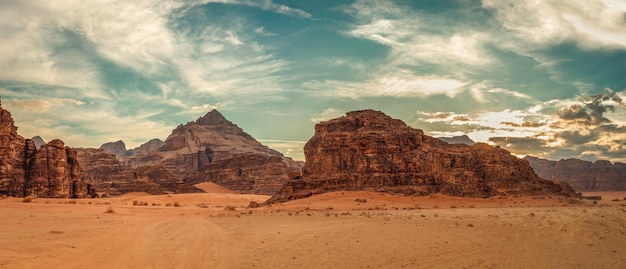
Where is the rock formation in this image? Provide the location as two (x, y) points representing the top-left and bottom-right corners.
(268, 110), (577, 203)
(100, 140), (128, 158)
(126, 138), (163, 156)
(0, 104), (90, 198)
(524, 156), (626, 191)
(76, 109), (302, 195)
(438, 135), (475, 146)
(32, 135), (46, 149)
(27, 139), (91, 198)
(100, 138), (164, 158)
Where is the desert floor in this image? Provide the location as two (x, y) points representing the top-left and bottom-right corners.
(1, 188), (625, 269)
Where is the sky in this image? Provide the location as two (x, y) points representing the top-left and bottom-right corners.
(0, 0), (625, 162)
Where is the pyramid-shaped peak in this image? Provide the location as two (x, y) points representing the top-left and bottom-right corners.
(195, 109), (231, 125)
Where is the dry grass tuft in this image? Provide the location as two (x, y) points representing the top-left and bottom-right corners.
(105, 206), (115, 214)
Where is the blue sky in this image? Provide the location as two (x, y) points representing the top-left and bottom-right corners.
(0, 0), (625, 162)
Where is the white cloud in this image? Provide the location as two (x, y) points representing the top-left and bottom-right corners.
(191, 101), (233, 111)
(305, 73), (468, 99)
(482, 0), (626, 49)
(310, 108), (344, 123)
(346, 1), (494, 71)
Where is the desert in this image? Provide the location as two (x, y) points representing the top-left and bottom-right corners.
(1, 189), (625, 269)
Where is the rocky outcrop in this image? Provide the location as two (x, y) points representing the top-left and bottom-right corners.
(0, 105), (30, 196)
(27, 139), (91, 198)
(438, 135), (475, 146)
(32, 136), (46, 149)
(100, 138), (164, 158)
(524, 156), (626, 191)
(185, 154), (303, 194)
(100, 140), (128, 158)
(0, 104), (90, 198)
(77, 109), (302, 195)
(75, 147), (184, 196)
(126, 138), (163, 156)
(268, 110), (577, 203)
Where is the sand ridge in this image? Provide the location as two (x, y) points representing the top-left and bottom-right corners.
(0, 191), (624, 268)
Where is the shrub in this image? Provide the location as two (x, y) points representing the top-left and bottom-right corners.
(355, 198), (367, 203)
(224, 205), (236, 211)
(105, 207), (115, 213)
(173, 201), (180, 207)
(22, 196), (34, 203)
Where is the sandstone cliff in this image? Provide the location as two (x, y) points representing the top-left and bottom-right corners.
(269, 110), (577, 203)
(438, 135), (475, 146)
(524, 156), (626, 191)
(0, 104), (90, 198)
(100, 140), (128, 158)
(126, 138), (163, 156)
(77, 109), (301, 195)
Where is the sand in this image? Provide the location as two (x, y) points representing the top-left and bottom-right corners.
(1, 191), (624, 268)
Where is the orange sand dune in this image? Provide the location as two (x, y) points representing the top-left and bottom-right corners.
(0, 192), (624, 268)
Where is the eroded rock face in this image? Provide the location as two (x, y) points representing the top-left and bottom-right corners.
(269, 110), (577, 203)
(77, 109), (302, 195)
(524, 156), (626, 191)
(126, 138), (163, 156)
(0, 106), (29, 196)
(185, 154), (303, 194)
(0, 104), (89, 197)
(28, 139), (90, 198)
(100, 140), (128, 158)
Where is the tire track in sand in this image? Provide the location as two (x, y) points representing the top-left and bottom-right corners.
(56, 216), (235, 269)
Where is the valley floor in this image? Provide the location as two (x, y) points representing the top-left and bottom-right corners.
(1, 191), (624, 269)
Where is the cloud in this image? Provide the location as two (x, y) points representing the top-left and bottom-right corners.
(345, 0), (495, 71)
(310, 108), (344, 123)
(482, 0), (626, 49)
(191, 101), (233, 111)
(421, 89), (626, 162)
(557, 89), (624, 125)
(304, 73), (468, 99)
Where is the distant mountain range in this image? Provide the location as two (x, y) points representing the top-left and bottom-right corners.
(524, 156), (626, 191)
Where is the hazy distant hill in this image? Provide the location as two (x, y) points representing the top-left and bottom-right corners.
(524, 156), (626, 191)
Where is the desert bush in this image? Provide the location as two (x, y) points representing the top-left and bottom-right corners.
(105, 207), (115, 213)
(355, 198), (367, 203)
(173, 201), (180, 207)
(22, 196), (35, 203)
(224, 205), (236, 211)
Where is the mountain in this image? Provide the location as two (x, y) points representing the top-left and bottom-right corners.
(77, 109), (302, 195)
(438, 135), (475, 146)
(100, 138), (164, 157)
(524, 156), (626, 191)
(268, 110), (578, 203)
(126, 138), (163, 156)
(100, 140), (128, 158)
(0, 104), (91, 198)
